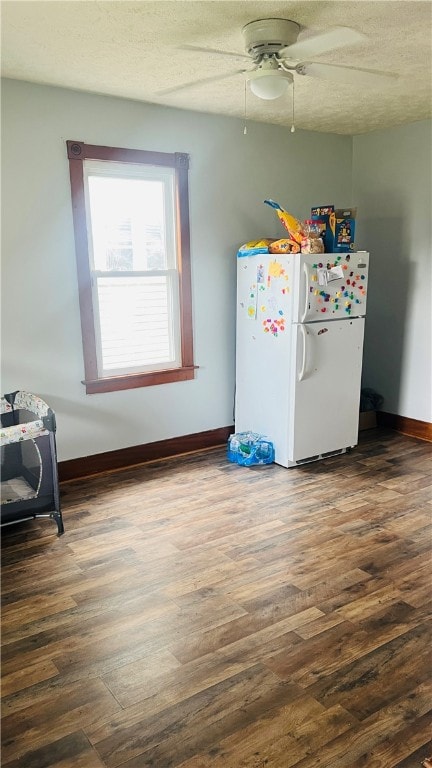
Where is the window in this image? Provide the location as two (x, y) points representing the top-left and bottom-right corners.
(67, 141), (195, 393)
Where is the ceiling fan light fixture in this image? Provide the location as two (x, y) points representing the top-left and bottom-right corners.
(248, 68), (293, 100)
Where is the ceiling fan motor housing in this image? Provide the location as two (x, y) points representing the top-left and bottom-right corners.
(242, 18), (300, 59)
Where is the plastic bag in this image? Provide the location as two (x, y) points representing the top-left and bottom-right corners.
(227, 432), (275, 466)
(237, 239), (274, 257)
(360, 388), (383, 412)
(263, 199), (303, 242)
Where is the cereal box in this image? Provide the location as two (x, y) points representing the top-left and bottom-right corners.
(333, 208), (357, 253)
(311, 205), (357, 253)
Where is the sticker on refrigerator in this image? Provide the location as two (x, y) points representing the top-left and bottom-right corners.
(268, 260), (284, 278)
(267, 261), (289, 295)
(247, 284), (257, 318)
(263, 317), (285, 337)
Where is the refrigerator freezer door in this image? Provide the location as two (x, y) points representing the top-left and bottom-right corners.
(235, 253), (295, 467)
(288, 318), (365, 464)
(293, 252), (369, 323)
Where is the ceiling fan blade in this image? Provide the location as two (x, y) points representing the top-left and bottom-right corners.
(300, 62), (399, 87)
(179, 44), (250, 60)
(280, 26), (366, 60)
(157, 69), (246, 96)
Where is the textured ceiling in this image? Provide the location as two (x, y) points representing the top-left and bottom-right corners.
(1, 0), (431, 134)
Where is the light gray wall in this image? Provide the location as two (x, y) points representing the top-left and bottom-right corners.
(1, 79), (353, 461)
(352, 120), (432, 422)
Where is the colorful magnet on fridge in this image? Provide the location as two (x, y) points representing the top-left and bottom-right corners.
(346, 279), (351, 285)
(321, 308), (327, 312)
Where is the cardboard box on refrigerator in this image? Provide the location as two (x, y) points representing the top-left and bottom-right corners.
(333, 207), (357, 253)
(311, 205), (357, 253)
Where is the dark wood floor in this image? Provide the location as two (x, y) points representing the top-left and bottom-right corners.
(1, 428), (431, 768)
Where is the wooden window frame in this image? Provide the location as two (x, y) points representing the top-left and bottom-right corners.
(67, 140), (196, 394)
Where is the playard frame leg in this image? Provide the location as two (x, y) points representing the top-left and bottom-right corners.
(52, 511), (64, 536)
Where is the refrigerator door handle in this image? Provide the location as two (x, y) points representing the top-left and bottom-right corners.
(298, 324), (308, 381)
(300, 262), (309, 322)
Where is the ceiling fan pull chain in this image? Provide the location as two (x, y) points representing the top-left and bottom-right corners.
(291, 78), (295, 133)
(243, 78), (248, 135)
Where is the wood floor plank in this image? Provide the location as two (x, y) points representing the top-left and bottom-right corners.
(1, 593), (78, 631)
(1, 679), (121, 763)
(308, 621), (432, 720)
(169, 694), (325, 768)
(89, 665), (303, 768)
(287, 680), (432, 768)
(167, 606), (323, 665)
(348, 711), (432, 768)
(1, 429), (431, 768)
(3, 731), (106, 768)
(393, 742), (432, 768)
(1, 659), (59, 698)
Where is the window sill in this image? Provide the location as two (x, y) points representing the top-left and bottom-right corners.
(82, 366), (197, 394)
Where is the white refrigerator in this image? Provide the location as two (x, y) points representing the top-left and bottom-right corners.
(235, 250), (370, 467)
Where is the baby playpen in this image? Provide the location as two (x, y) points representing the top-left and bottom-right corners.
(1, 391), (64, 535)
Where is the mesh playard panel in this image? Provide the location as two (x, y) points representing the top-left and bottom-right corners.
(1, 391), (64, 535)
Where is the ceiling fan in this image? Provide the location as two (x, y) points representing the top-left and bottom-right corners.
(158, 18), (397, 100)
